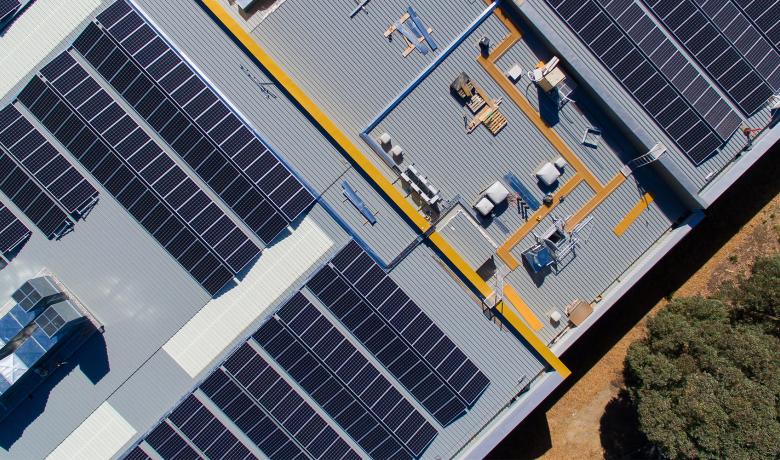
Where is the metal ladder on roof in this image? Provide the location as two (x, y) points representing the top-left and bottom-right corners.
(621, 143), (666, 177)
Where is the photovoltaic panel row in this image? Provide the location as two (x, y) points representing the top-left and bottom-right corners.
(255, 305), (437, 459)
(94, 0), (314, 224)
(0, 202), (30, 256)
(208, 354), (360, 460)
(72, 23), (290, 245)
(18, 75), (233, 295)
(731, 0), (780, 51)
(640, 0), (775, 114)
(0, 105), (98, 216)
(545, 0), (728, 165)
(142, 403), (254, 460)
(276, 294), (443, 446)
(36, 52), (261, 271)
(0, 150), (71, 239)
(167, 394), (257, 460)
(316, 240), (491, 407)
(122, 445), (152, 460)
(306, 266), (468, 427)
(0, 0), (19, 24)
(695, 0), (780, 91)
(598, 0), (744, 138)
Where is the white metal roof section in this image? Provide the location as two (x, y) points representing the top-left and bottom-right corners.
(0, 0), (101, 99)
(46, 402), (136, 460)
(163, 215), (334, 378)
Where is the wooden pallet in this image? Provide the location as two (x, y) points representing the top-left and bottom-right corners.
(385, 12), (434, 57)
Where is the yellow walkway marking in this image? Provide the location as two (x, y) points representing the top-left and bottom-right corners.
(494, 300), (570, 378)
(200, 0), (570, 378)
(483, 4), (626, 270)
(503, 284), (544, 331)
(614, 193), (654, 236)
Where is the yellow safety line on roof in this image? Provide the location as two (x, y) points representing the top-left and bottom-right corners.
(614, 192), (654, 236)
(502, 284), (544, 331)
(494, 300), (571, 378)
(199, 0), (572, 378)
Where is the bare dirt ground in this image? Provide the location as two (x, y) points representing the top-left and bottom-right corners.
(489, 145), (780, 460)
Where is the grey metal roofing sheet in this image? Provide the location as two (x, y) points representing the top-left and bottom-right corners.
(515, 0), (774, 191)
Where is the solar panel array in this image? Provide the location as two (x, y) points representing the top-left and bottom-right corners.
(17, 59), (256, 295)
(640, 0), (775, 114)
(144, 410), (239, 460)
(0, 202), (30, 257)
(545, 0), (737, 165)
(211, 351), (360, 460)
(73, 0), (314, 244)
(0, 105), (98, 216)
(256, 293), (439, 458)
(308, 241), (490, 416)
(130, 343), (362, 459)
(694, 0), (780, 91)
(0, 149), (71, 239)
(731, 0), (780, 52)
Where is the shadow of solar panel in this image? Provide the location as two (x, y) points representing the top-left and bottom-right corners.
(0, 105), (98, 216)
(88, 1), (315, 227)
(0, 202), (30, 256)
(641, 0), (774, 115)
(254, 314), (434, 459)
(547, 0), (732, 165)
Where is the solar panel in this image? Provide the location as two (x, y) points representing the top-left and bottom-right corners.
(204, 359), (359, 460)
(318, 241), (491, 408)
(0, 202), (30, 256)
(694, 0), (780, 91)
(73, 23), (289, 245)
(89, 0), (314, 227)
(0, 150), (71, 239)
(0, 0), (19, 25)
(0, 105), (98, 216)
(34, 52), (261, 274)
(731, 0), (780, 52)
(545, 0), (731, 165)
(640, 0), (775, 114)
(303, 271), (467, 426)
(121, 445), (151, 460)
(166, 395), (257, 460)
(18, 74), (233, 295)
(254, 308), (437, 458)
(143, 420), (204, 460)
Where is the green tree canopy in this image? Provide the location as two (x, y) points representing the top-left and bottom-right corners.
(624, 295), (780, 459)
(722, 256), (780, 336)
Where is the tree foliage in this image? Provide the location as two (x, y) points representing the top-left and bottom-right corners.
(624, 284), (780, 459)
(722, 255), (780, 336)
